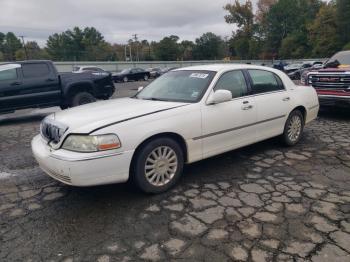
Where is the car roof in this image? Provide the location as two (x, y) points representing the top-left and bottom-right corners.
(174, 64), (275, 73)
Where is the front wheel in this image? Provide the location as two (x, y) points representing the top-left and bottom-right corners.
(123, 76), (128, 83)
(143, 74), (149, 81)
(70, 92), (96, 107)
(132, 137), (184, 194)
(281, 110), (304, 146)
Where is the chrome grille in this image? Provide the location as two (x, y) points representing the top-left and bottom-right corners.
(40, 118), (68, 143)
(308, 74), (350, 90)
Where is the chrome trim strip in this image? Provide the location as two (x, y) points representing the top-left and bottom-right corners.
(50, 151), (124, 162)
(318, 95), (350, 99)
(192, 115), (286, 140)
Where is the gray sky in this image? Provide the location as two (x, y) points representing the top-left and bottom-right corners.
(0, 0), (247, 46)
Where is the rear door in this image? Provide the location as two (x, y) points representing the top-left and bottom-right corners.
(0, 64), (23, 112)
(20, 62), (61, 107)
(246, 69), (291, 140)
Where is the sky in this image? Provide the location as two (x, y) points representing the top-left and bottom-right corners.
(0, 0), (248, 46)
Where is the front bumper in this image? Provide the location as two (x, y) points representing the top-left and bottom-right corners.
(31, 135), (134, 186)
(318, 95), (350, 108)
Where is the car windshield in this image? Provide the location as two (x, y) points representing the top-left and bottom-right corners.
(121, 69), (130, 74)
(136, 70), (216, 103)
(327, 51), (350, 65)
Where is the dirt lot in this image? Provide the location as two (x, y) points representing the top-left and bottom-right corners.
(0, 81), (349, 261)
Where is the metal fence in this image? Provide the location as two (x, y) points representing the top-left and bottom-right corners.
(54, 59), (326, 73)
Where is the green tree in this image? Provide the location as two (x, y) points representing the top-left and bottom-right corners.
(154, 35), (180, 61)
(1, 32), (22, 61)
(193, 33), (224, 60)
(179, 40), (195, 60)
(308, 3), (341, 57)
(336, 0), (350, 47)
(46, 27), (109, 61)
(224, 0), (262, 59)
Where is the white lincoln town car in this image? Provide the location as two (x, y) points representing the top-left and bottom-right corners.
(32, 64), (319, 193)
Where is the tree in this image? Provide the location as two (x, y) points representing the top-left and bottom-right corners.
(336, 0), (350, 47)
(1, 32), (22, 61)
(193, 33), (224, 60)
(154, 35), (180, 61)
(224, 0), (254, 38)
(46, 27), (109, 61)
(224, 0), (262, 59)
(308, 3), (341, 57)
(179, 40), (195, 60)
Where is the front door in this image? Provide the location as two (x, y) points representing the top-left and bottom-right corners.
(200, 70), (257, 158)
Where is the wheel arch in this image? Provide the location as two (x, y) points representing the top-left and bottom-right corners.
(64, 81), (95, 98)
(129, 132), (188, 173)
(290, 105), (307, 124)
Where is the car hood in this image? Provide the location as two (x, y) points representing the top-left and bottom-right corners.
(51, 98), (186, 134)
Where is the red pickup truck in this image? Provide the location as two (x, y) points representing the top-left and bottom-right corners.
(302, 51), (350, 108)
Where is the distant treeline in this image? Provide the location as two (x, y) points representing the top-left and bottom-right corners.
(1, 0), (349, 62)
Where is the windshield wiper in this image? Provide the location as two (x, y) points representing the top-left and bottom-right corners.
(142, 97), (172, 102)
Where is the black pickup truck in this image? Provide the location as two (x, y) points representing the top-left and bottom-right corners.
(0, 60), (115, 114)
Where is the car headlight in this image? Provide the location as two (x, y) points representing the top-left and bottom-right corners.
(62, 134), (121, 152)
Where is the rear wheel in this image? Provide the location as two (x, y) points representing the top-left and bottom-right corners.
(132, 137), (184, 193)
(70, 92), (96, 107)
(143, 74), (149, 81)
(123, 76), (128, 83)
(282, 110), (304, 146)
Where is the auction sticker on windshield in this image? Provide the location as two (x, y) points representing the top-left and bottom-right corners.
(190, 73), (209, 79)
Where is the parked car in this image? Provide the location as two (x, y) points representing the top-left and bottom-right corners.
(302, 51), (350, 108)
(112, 68), (150, 82)
(0, 60), (115, 114)
(32, 64), (319, 193)
(147, 67), (162, 78)
(287, 61), (323, 80)
(272, 61), (288, 71)
(72, 66), (110, 74)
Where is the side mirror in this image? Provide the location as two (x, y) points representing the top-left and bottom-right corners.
(138, 86), (144, 92)
(207, 90), (232, 105)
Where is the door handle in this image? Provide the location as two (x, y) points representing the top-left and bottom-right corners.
(242, 105), (253, 110)
(46, 78), (55, 82)
(283, 97), (290, 101)
(10, 81), (21, 86)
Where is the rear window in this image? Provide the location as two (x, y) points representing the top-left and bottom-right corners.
(248, 70), (284, 94)
(0, 66), (18, 81)
(22, 63), (50, 78)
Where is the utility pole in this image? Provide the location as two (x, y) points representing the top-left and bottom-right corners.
(124, 45), (127, 61)
(129, 44), (132, 62)
(19, 35), (28, 60)
(132, 34), (139, 61)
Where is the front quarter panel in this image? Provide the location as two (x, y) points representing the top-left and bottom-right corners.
(91, 103), (203, 163)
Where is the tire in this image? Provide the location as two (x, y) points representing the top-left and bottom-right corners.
(281, 110), (304, 146)
(143, 74), (149, 81)
(70, 92), (96, 107)
(123, 76), (128, 83)
(132, 137), (184, 194)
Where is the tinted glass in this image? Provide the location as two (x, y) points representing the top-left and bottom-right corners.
(248, 70), (284, 94)
(328, 51), (350, 65)
(136, 70), (216, 103)
(0, 68), (18, 81)
(214, 70), (247, 98)
(22, 63), (50, 78)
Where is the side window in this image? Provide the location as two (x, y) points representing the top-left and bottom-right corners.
(214, 70), (248, 99)
(0, 68), (18, 81)
(22, 63), (50, 78)
(248, 70), (284, 94)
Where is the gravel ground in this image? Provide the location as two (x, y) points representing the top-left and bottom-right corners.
(0, 81), (349, 261)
